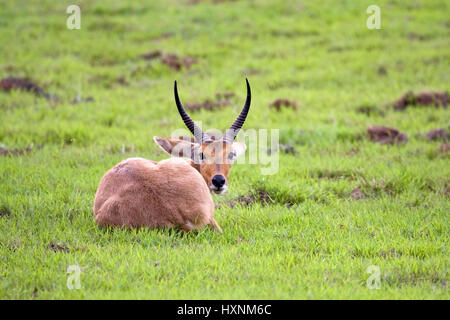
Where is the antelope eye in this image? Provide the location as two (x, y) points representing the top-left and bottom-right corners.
(227, 152), (236, 160)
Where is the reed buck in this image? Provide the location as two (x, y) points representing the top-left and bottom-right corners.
(93, 79), (251, 232)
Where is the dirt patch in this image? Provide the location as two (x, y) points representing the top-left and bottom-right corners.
(313, 169), (356, 180)
(407, 33), (429, 41)
(32, 287), (38, 298)
(225, 184), (305, 208)
(380, 249), (402, 259)
(226, 194), (256, 208)
(160, 54), (182, 70)
(437, 143), (450, 154)
(377, 66), (388, 76)
(391, 91), (449, 111)
(161, 54), (197, 71)
(350, 187), (363, 200)
(279, 144), (296, 155)
(115, 76), (129, 86)
(0, 77), (50, 99)
(139, 50), (161, 60)
(6, 239), (22, 252)
(226, 189), (272, 208)
(48, 241), (70, 253)
(345, 148), (358, 156)
(356, 104), (385, 117)
(0, 146), (32, 156)
(444, 187), (450, 198)
(426, 128), (448, 141)
(181, 56), (197, 69)
(215, 92), (235, 100)
(139, 51), (198, 71)
(186, 97), (230, 112)
(367, 126), (408, 145)
(267, 144), (296, 155)
(357, 178), (403, 197)
(269, 98), (298, 111)
(0, 145), (42, 157)
(0, 205), (11, 217)
(241, 68), (262, 76)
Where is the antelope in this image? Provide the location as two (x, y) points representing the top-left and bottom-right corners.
(93, 79), (251, 232)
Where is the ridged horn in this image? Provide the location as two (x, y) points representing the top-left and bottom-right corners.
(174, 81), (211, 143)
(222, 78), (251, 143)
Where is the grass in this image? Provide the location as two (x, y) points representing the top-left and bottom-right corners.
(0, 0), (449, 299)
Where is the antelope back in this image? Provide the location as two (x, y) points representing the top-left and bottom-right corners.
(93, 157), (221, 232)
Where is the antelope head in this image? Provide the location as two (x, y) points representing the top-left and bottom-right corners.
(154, 79), (251, 194)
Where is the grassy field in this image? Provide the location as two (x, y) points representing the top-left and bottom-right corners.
(0, 0), (449, 299)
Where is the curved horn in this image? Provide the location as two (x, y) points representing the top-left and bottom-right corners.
(174, 81), (211, 143)
(223, 78), (251, 143)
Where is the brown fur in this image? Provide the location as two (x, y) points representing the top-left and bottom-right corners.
(194, 141), (233, 186)
(93, 157), (221, 232)
(153, 137), (246, 193)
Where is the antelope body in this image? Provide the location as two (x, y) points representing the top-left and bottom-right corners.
(94, 157), (219, 232)
(93, 79), (251, 232)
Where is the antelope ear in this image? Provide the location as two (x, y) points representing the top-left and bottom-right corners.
(153, 136), (199, 159)
(231, 142), (247, 159)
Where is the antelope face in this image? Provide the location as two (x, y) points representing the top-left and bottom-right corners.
(153, 78), (251, 195)
(154, 138), (246, 194)
(199, 141), (238, 194)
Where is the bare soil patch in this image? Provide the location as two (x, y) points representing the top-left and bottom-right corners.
(313, 169), (356, 180)
(426, 129), (448, 141)
(139, 51), (198, 71)
(0, 77), (50, 99)
(185, 93), (232, 112)
(226, 189), (272, 208)
(139, 50), (161, 60)
(0, 205), (11, 217)
(391, 91), (448, 111)
(267, 144), (296, 155)
(48, 241), (70, 253)
(161, 54), (197, 71)
(269, 98), (298, 111)
(350, 187), (363, 200)
(0, 146), (32, 156)
(356, 104), (385, 117)
(437, 143), (450, 154)
(367, 126), (408, 145)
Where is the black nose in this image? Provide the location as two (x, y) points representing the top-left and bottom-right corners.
(211, 175), (226, 188)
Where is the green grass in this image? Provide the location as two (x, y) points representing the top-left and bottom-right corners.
(0, 0), (449, 299)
